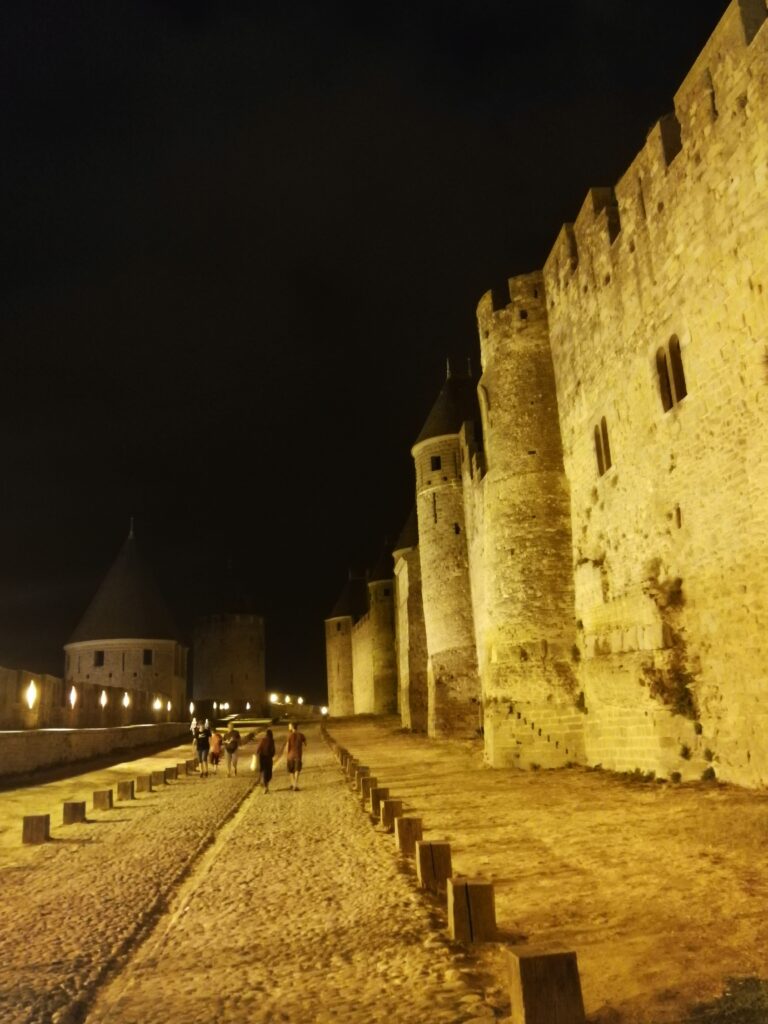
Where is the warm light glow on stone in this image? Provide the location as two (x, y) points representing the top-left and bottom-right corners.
(152, 697), (162, 710)
(122, 692), (130, 708)
(245, 702), (251, 710)
(285, 695), (292, 704)
(320, 706), (328, 716)
(213, 701), (217, 709)
(269, 693), (278, 703)
(26, 680), (37, 710)
(297, 697), (304, 705)
(100, 690), (108, 708)
(166, 701), (171, 712)
(69, 686), (77, 709)
(189, 701), (195, 715)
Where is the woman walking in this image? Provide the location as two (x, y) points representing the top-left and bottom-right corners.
(256, 728), (276, 793)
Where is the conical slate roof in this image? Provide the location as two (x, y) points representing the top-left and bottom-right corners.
(328, 575), (368, 620)
(415, 370), (477, 445)
(368, 547), (394, 583)
(393, 507), (418, 553)
(68, 532), (180, 643)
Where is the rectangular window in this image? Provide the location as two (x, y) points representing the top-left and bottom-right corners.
(93, 650), (104, 668)
(430, 455), (442, 471)
(143, 649), (153, 666)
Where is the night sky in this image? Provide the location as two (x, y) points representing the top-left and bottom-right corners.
(1, 0), (729, 700)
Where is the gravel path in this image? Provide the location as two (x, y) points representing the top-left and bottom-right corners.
(0, 726), (497, 1024)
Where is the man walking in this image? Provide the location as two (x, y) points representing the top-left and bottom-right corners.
(281, 722), (307, 791)
(223, 721), (242, 776)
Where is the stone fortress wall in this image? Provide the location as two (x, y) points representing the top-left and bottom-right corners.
(332, 0), (768, 788)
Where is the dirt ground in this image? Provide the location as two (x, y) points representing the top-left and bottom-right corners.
(327, 717), (768, 1024)
(1, 718), (767, 1023)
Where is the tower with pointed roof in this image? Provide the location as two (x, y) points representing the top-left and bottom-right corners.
(64, 528), (188, 720)
(412, 365), (481, 737)
(392, 508), (428, 731)
(355, 551), (397, 715)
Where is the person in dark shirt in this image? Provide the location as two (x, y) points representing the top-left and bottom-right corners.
(223, 722), (242, 777)
(256, 728), (276, 794)
(194, 722), (211, 777)
(280, 722), (307, 791)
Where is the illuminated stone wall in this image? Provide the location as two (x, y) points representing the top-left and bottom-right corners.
(539, 0), (768, 786)
(192, 614), (265, 710)
(351, 582), (397, 715)
(391, 0), (768, 786)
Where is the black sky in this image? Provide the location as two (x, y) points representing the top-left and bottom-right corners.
(0, 0), (729, 699)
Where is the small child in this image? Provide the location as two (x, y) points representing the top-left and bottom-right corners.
(209, 729), (223, 773)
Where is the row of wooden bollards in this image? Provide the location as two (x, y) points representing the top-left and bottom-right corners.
(323, 729), (587, 1024)
(21, 759), (198, 845)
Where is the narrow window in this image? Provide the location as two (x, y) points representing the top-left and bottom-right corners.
(656, 348), (673, 412)
(430, 455), (441, 471)
(93, 650), (104, 668)
(122, 652), (126, 671)
(336, 622), (342, 632)
(432, 494), (438, 523)
(600, 417), (612, 470)
(383, 587), (391, 596)
(453, 523), (461, 535)
(668, 336), (687, 403)
(143, 649), (153, 666)
(594, 426), (605, 476)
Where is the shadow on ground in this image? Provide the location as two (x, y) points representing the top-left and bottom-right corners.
(682, 978), (768, 1023)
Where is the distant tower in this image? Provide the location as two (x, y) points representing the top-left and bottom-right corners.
(476, 273), (582, 766)
(64, 528), (188, 719)
(357, 551), (397, 715)
(193, 613), (266, 712)
(393, 508), (428, 731)
(324, 574), (367, 716)
(412, 366), (481, 737)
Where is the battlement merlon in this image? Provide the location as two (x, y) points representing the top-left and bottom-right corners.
(673, 0), (767, 144)
(476, 271), (547, 372)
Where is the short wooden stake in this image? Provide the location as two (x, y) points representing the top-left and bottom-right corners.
(93, 789), (113, 811)
(360, 775), (377, 805)
(507, 947), (586, 1024)
(62, 801), (87, 825)
(117, 780), (135, 801)
(22, 814), (50, 844)
(447, 877), (496, 943)
(416, 841), (452, 893)
(380, 798), (403, 833)
(346, 758), (359, 780)
(370, 786), (390, 818)
(176, 762), (187, 776)
(353, 765), (370, 791)
(135, 774), (153, 793)
(395, 816), (423, 857)
(151, 770), (167, 787)
(164, 766), (177, 783)
(186, 759), (197, 773)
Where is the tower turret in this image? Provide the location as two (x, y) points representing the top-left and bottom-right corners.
(412, 367), (481, 737)
(324, 574), (366, 716)
(393, 508), (428, 731)
(476, 273), (584, 767)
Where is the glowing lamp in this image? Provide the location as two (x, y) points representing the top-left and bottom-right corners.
(269, 693), (278, 704)
(25, 680), (37, 710)
(189, 702), (195, 715)
(152, 697), (162, 711)
(122, 692), (130, 708)
(69, 686), (77, 709)
(245, 702), (251, 711)
(320, 706), (328, 716)
(100, 690), (108, 708)
(166, 701), (172, 712)
(213, 701), (217, 710)
(285, 695), (292, 704)
(297, 697), (304, 705)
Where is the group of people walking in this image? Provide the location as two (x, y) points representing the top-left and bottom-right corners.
(191, 718), (306, 793)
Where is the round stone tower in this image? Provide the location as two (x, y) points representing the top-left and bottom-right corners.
(476, 272), (583, 766)
(412, 367), (481, 737)
(193, 613), (266, 713)
(64, 527), (188, 722)
(324, 575), (367, 716)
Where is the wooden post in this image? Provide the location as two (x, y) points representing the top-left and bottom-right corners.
(380, 798), (403, 833)
(117, 780), (135, 801)
(176, 762), (187, 776)
(370, 786), (390, 818)
(93, 790), (113, 811)
(62, 801), (87, 825)
(164, 766), (177, 783)
(186, 759), (197, 773)
(415, 841), (452, 893)
(346, 758), (359, 781)
(507, 947), (586, 1024)
(151, 770), (166, 787)
(22, 815), (50, 844)
(360, 775), (377, 805)
(395, 816), (423, 857)
(353, 765), (370, 791)
(135, 774), (153, 793)
(447, 878), (496, 942)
